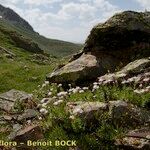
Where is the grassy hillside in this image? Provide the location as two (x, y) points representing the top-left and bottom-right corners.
(0, 19), (82, 57)
(0, 23), (57, 93)
(0, 51), (56, 94)
(0, 17), (81, 93)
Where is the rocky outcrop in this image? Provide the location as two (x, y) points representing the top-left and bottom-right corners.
(66, 100), (150, 127)
(97, 57), (150, 97)
(47, 11), (150, 84)
(0, 89), (42, 149)
(97, 57), (150, 82)
(47, 53), (117, 83)
(0, 89), (35, 112)
(84, 11), (150, 57)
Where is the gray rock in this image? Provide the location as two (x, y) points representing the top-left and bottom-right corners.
(117, 57), (150, 75)
(97, 57), (150, 86)
(108, 100), (150, 126)
(84, 11), (150, 56)
(66, 100), (150, 127)
(0, 89), (33, 112)
(13, 124), (22, 132)
(47, 11), (150, 84)
(47, 53), (119, 83)
(9, 125), (44, 147)
(115, 128), (150, 149)
(66, 101), (108, 119)
(9, 124), (23, 140)
(17, 109), (38, 122)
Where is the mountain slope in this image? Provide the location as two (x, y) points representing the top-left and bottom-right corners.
(0, 4), (82, 57)
(0, 4), (34, 32)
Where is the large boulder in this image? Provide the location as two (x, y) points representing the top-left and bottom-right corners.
(47, 53), (120, 83)
(47, 11), (150, 84)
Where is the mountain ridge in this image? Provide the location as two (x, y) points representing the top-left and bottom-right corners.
(0, 4), (82, 57)
(0, 4), (34, 32)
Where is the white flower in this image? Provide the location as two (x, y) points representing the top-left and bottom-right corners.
(134, 89), (147, 94)
(82, 87), (89, 90)
(144, 72), (150, 76)
(57, 91), (68, 97)
(76, 86), (81, 90)
(143, 78), (150, 82)
(38, 117), (42, 120)
(52, 96), (57, 99)
(79, 90), (84, 93)
(58, 96), (64, 100)
(27, 120), (31, 124)
(69, 88), (74, 92)
(127, 77), (136, 82)
(93, 85), (99, 90)
(40, 108), (48, 115)
(41, 98), (49, 104)
(121, 80), (130, 84)
(53, 100), (64, 106)
(72, 88), (79, 94)
(42, 103), (48, 108)
(45, 81), (49, 85)
(107, 79), (114, 83)
(69, 115), (75, 120)
(93, 95), (96, 98)
(93, 82), (98, 85)
(58, 84), (62, 87)
(50, 88), (53, 91)
(98, 78), (105, 82)
(68, 84), (71, 87)
(42, 83), (47, 88)
(139, 84), (143, 88)
(48, 92), (52, 96)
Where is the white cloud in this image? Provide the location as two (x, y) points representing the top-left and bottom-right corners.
(0, 0), (122, 42)
(23, 0), (121, 42)
(58, 2), (96, 21)
(0, 0), (21, 6)
(24, 0), (62, 6)
(135, 0), (150, 10)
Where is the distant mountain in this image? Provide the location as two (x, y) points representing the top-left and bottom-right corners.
(0, 4), (34, 32)
(0, 4), (82, 57)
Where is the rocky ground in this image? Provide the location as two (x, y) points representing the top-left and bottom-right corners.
(0, 56), (149, 150)
(0, 11), (150, 150)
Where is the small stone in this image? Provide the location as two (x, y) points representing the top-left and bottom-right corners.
(17, 109), (38, 122)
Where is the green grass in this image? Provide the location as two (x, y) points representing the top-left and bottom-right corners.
(32, 82), (150, 150)
(0, 38), (57, 94)
(0, 59), (54, 93)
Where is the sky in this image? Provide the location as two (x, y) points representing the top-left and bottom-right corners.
(0, 0), (149, 43)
